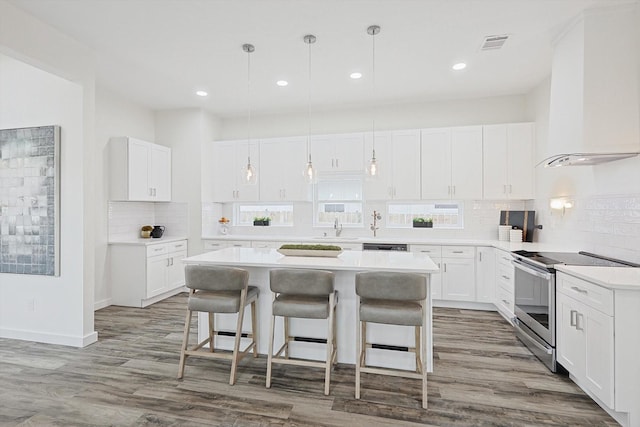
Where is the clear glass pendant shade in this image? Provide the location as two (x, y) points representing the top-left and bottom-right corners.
(303, 158), (316, 184)
(367, 154), (379, 179)
(244, 159), (257, 185)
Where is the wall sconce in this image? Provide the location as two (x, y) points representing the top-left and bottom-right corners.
(550, 198), (573, 216)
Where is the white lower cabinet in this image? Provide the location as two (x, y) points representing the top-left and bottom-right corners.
(475, 247), (495, 303)
(494, 249), (515, 321)
(441, 247), (475, 301)
(111, 240), (188, 308)
(410, 245), (475, 301)
(203, 240), (251, 251)
(557, 273), (614, 409)
(410, 245), (442, 299)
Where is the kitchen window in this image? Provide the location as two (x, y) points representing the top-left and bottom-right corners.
(387, 202), (464, 229)
(314, 174), (363, 226)
(235, 204), (294, 226)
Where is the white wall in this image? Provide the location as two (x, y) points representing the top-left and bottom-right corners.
(0, 53), (95, 345)
(220, 95), (527, 139)
(94, 85), (155, 309)
(155, 109), (221, 256)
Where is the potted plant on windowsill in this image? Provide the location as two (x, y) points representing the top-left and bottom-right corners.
(412, 217), (433, 228)
(253, 216), (271, 226)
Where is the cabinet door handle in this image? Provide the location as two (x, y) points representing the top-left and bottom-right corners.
(153, 247), (163, 252)
(452, 250), (463, 254)
(570, 286), (588, 294)
(502, 299), (510, 305)
(509, 184), (513, 194)
(452, 185), (456, 195)
(570, 310), (577, 327)
(149, 188), (153, 196)
(503, 184), (507, 194)
(502, 275), (510, 280)
(421, 250), (432, 253)
(175, 244), (184, 248)
(576, 313), (584, 331)
(479, 252), (482, 262)
(443, 263), (447, 273)
(336, 158), (339, 168)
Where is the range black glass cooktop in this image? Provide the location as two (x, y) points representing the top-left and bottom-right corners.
(512, 250), (639, 269)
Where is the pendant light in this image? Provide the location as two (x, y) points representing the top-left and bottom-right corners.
(303, 34), (317, 184)
(243, 43), (257, 185)
(367, 25), (380, 178)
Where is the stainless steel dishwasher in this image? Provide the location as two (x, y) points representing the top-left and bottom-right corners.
(362, 242), (408, 251)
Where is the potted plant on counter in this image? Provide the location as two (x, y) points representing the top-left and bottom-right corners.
(412, 217), (433, 228)
(253, 216), (271, 226)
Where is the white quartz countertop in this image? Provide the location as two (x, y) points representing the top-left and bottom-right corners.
(109, 236), (188, 246)
(555, 265), (640, 290)
(183, 247), (439, 273)
(201, 234), (577, 252)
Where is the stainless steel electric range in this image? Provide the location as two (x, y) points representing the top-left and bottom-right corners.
(510, 250), (639, 372)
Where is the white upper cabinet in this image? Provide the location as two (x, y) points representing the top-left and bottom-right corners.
(311, 133), (364, 173)
(259, 137), (310, 201)
(210, 140), (260, 202)
(421, 126), (483, 200)
(110, 137), (172, 202)
(483, 123), (534, 200)
(364, 129), (421, 200)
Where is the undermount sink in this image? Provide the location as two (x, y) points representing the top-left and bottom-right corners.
(313, 236), (360, 240)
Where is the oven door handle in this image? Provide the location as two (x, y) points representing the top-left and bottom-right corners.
(512, 259), (553, 280)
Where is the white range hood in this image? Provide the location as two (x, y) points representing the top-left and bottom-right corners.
(545, 5), (640, 167)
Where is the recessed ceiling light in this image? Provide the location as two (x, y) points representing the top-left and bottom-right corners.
(452, 62), (467, 71)
(350, 72), (363, 79)
(276, 80), (288, 87)
(195, 90), (208, 97)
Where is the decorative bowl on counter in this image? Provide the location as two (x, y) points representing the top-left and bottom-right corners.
(277, 244), (343, 257)
(140, 225), (153, 238)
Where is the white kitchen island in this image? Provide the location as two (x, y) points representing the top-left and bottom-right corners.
(182, 247), (439, 371)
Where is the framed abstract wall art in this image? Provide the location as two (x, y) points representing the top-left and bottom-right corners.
(0, 125), (60, 276)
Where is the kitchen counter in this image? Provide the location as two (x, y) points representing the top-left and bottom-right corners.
(201, 234), (577, 252)
(183, 246), (439, 273)
(555, 265), (640, 290)
(109, 236), (188, 246)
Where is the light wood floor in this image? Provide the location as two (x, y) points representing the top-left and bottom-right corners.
(0, 293), (617, 426)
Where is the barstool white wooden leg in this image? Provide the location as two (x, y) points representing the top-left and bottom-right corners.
(177, 301), (194, 379)
(229, 288), (248, 385)
(355, 295), (361, 400)
(266, 296), (276, 389)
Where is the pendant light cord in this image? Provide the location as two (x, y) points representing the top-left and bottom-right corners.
(243, 43), (255, 166)
(372, 28), (376, 158)
(247, 46), (252, 163)
(306, 35), (313, 163)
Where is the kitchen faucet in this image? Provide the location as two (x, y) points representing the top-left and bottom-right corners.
(334, 218), (343, 237)
(370, 210), (381, 237)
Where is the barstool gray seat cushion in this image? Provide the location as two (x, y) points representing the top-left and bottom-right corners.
(186, 265), (249, 291)
(360, 299), (423, 326)
(273, 294), (332, 319)
(270, 269), (334, 295)
(356, 271), (426, 301)
(188, 286), (259, 313)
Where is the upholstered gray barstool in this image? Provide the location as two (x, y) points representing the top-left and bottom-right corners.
(355, 271), (428, 409)
(266, 269), (337, 395)
(178, 265), (259, 385)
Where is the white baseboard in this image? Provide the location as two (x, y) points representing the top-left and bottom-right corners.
(0, 328), (98, 348)
(94, 298), (112, 311)
(433, 300), (497, 311)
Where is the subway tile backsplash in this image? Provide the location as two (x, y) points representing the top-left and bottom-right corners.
(528, 194), (640, 264)
(108, 201), (188, 240)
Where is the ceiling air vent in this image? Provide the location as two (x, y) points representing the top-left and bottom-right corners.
(480, 35), (509, 50)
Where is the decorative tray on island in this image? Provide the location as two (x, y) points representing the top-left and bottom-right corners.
(277, 244), (343, 258)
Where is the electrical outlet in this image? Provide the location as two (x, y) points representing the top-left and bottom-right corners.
(27, 298), (35, 312)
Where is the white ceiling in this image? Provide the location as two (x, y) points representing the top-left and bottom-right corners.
(9, 0), (637, 118)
